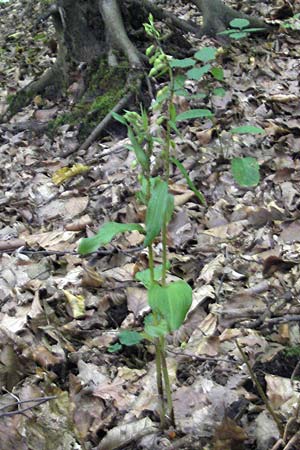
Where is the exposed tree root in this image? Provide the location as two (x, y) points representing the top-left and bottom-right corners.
(1, 59), (65, 123)
(99, 0), (143, 68)
(191, 0), (271, 36)
(130, 0), (202, 35)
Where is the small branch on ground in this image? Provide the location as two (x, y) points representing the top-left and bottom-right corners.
(0, 396), (57, 418)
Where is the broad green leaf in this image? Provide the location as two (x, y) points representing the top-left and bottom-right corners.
(187, 92), (207, 100)
(187, 64), (211, 81)
(119, 330), (143, 346)
(174, 74), (186, 90)
(169, 103), (177, 122)
(135, 262), (171, 288)
(78, 222), (144, 254)
(230, 18), (250, 29)
(174, 88), (189, 97)
(210, 66), (224, 81)
(111, 111), (127, 126)
(170, 58), (196, 68)
(136, 175), (160, 205)
(144, 181), (174, 247)
(231, 32), (248, 39)
(148, 281), (192, 331)
(127, 126), (149, 171)
(194, 46), (217, 62)
(108, 343), (122, 353)
(170, 157), (206, 205)
(231, 157), (260, 187)
(230, 125), (265, 135)
(176, 109), (213, 121)
(143, 314), (169, 338)
(168, 120), (180, 135)
(213, 87), (226, 97)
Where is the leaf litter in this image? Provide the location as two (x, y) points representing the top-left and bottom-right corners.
(1, 0), (300, 449)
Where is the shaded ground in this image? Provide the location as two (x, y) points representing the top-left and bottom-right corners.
(1, 0), (300, 449)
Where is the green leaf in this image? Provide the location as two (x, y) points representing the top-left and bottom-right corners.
(168, 120), (181, 135)
(135, 262), (171, 288)
(170, 157), (206, 205)
(230, 125), (265, 135)
(144, 181), (174, 247)
(148, 281), (192, 331)
(170, 58), (196, 68)
(119, 330), (143, 346)
(78, 222), (144, 255)
(231, 32), (248, 39)
(210, 66), (224, 81)
(111, 112), (127, 126)
(213, 87), (226, 97)
(231, 157), (260, 187)
(108, 343), (122, 353)
(230, 18), (250, 29)
(187, 92), (207, 100)
(176, 109), (213, 121)
(127, 126), (149, 171)
(143, 315), (169, 338)
(174, 74), (186, 90)
(194, 46), (217, 62)
(186, 64), (211, 80)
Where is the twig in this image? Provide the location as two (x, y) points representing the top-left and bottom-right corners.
(0, 396), (56, 418)
(236, 339), (284, 436)
(166, 348), (238, 364)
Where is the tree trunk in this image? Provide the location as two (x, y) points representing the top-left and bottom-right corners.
(2, 0), (270, 130)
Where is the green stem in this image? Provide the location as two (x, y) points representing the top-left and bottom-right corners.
(160, 337), (175, 427)
(148, 244), (155, 283)
(155, 340), (166, 428)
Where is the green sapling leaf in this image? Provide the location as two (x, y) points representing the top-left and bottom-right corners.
(170, 58), (196, 68)
(127, 126), (149, 171)
(187, 64), (211, 81)
(143, 314), (169, 338)
(170, 157), (206, 205)
(230, 125), (265, 135)
(210, 66), (224, 81)
(135, 262), (171, 288)
(144, 181), (174, 247)
(176, 109), (213, 121)
(78, 222), (144, 255)
(112, 112), (128, 126)
(148, 281), (193, 331)
(119, 330), (143, 346)
(230, 18), (250, 29)
(108, 343), (122, 353)
(231, 157), (260, 187)
(194, 46), (217, 62)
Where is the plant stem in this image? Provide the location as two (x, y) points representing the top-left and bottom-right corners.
(155, 340), (166, 427)
(160, 337), (175, 427)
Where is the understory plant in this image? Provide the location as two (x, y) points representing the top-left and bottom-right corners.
(78, 14), (265, 428)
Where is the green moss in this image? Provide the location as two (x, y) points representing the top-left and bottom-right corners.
(48, 59), (127, 141)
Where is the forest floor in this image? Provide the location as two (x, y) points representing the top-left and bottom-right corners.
(0, 0), (300, 449)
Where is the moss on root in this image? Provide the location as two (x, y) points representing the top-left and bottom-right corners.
(48, 60), (127, 141)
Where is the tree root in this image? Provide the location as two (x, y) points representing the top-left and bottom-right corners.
(1, 59), (66, 123)
(191, 0), (272, 36)
(99, 0), (143, 68)
(130, 0), (202, 35)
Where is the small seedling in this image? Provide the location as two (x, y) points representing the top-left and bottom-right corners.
(218, 18), (264, 39)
